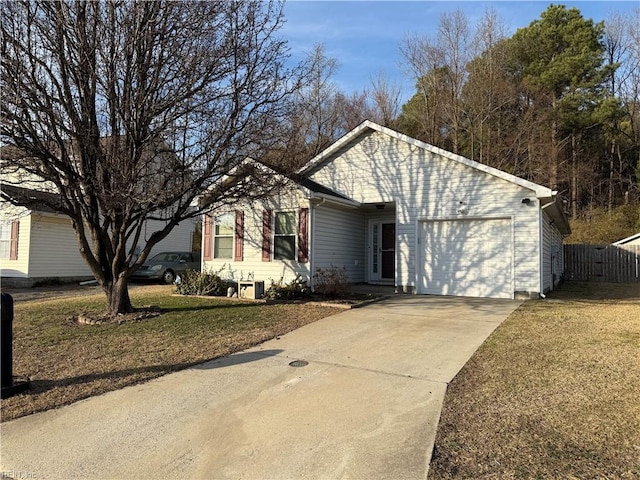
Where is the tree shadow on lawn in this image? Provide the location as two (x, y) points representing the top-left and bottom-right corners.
(22, 349), (284, 395)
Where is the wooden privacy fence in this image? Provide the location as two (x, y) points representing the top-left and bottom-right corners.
(564, 244), (640, 283)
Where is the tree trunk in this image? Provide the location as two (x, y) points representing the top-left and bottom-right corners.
(550, 97), (558, 189)
(608, 139), (615, 212)
(106, 277), (134, 315)
(571, 130), (578, 219)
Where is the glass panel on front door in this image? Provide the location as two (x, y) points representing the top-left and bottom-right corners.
(381, 223), (395, 280)
(372, 224), (379, 274)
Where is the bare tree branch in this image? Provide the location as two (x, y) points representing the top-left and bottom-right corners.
(1, 0), (300, 313)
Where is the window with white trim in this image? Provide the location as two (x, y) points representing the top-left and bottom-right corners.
(213, 213), (234, 259)
(274, 211), (296, 260)
(0, 222), (11, 259)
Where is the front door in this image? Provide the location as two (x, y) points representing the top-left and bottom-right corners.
(370, 221), (395, 283)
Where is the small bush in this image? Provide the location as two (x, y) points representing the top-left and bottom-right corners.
(175, 269), (235, 296)
(264, 275), (309, 300)
(313, 266), (350, 298)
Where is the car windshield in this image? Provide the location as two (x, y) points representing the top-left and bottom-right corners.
(149, 253), (180, 263)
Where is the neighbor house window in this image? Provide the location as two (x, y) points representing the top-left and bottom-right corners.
(274, 211), (296, 260)
(0, 221), (19, 260)
(0, 221), (11, 259)
(213, 213), (234, 259)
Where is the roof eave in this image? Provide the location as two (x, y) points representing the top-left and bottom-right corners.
(612, 233), (640, 245)
(309, 192), (361, 209)
(540, 196), (571, 235)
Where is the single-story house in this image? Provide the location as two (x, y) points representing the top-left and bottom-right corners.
(0, 185), (198, 287)
(202, 121), (571, 299)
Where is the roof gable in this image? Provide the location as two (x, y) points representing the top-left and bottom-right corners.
(612, 233), (640, 245)
(299, 120), (556, 199)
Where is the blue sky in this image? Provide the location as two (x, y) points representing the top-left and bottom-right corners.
(282, 1), (639, 102)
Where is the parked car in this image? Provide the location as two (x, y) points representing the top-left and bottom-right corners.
(131, 251), (201, 284)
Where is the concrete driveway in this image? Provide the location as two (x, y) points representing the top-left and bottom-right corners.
(0, 295), (521, 480)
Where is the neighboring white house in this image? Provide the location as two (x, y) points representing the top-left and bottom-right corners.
(202, 121), (571, 299)
(0, 185), (198, 287)
(612, 233), (640, 249)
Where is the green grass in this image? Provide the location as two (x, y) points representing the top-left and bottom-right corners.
(428, 282), (640, 479)
(1, 286), (342, 422)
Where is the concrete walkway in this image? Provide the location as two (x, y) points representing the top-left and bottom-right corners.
(1, 295), (521, 480)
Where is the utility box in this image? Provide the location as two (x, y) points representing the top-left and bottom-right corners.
(238, 280), (264, 300)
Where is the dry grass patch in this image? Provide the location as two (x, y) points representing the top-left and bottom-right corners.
(429, 282), (640, 479)
(1, 285), (342, 422)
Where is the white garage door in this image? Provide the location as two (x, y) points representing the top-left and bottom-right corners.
(418, 218), (513, 299)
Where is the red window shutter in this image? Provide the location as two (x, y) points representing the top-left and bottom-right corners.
(234, 210), (244, 262)
(9, 220), (19, 260)
(262, 210), (272, 262)
(298, 208), (309, 263)
(203, 215), (212, 261)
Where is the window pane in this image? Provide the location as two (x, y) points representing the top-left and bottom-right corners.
(275, 212), (295, 235)
(274, 236), (295, 260)
(214, 236), (233, 259)
(0, 222), (11, 259)
(215, 213), (234, 235)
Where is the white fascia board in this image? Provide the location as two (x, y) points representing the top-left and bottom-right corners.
(612, 233), (640, 245)
(310, 192), (361, 209)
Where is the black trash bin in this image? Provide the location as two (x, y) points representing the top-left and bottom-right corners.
(1, 293), (30, 398)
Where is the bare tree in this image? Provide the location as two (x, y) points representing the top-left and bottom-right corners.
(368, 72), (402, 128)
(619, 8), (640, 200)
(462, 8), (510, 165)
(332, 74), (401, 132)
(399, 32), (446, 145)
(603, 12), (631, 211)
(400, 9), (471, 153)
(1, 0), (300, 314)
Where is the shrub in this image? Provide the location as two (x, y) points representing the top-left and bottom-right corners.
(175, 269), (235, 296)
(264, 275), (309, 300)
(312, 266), (350, 298)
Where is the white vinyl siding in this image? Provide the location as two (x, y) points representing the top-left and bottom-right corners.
(309, 130), (541, 296)
(28, 214), (94, 278)
(541, 210), (564, 293)
(313, 204), (366, 283)
(202, 189), (311, 284)
(137, 217), (197, 258)
(4, 213), (195, 280)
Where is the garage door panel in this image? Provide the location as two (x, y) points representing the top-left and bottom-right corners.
(420, 219), (512, 299)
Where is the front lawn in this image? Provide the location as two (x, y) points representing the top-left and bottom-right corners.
(429, 282), (640, 479)
(1, 286), (342, 422)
